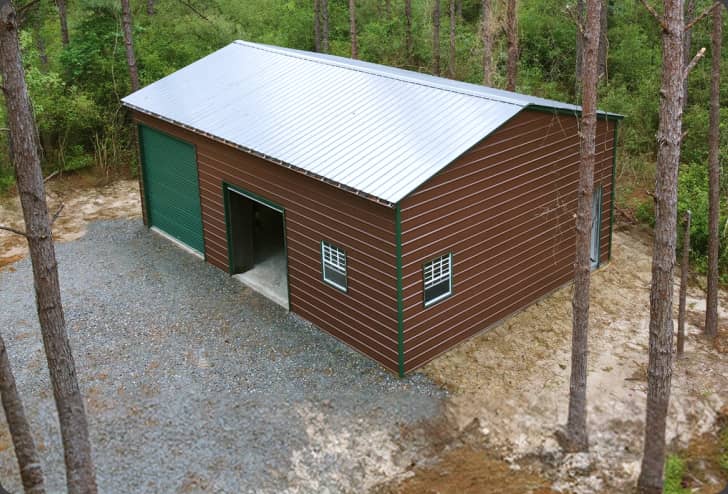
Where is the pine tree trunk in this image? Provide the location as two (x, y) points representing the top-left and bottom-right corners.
(0, 334), (45, 494)
(597, 0), (608, 80)
(121, 0), (140, 92)
(637, 1), (684, 492)
(506, 0), (518, 91)
(575, 0), (584, 95)
(0, 2), (98, 493)
(321, 0), (329, 53)
(55, 0), (69, 48)
(432, 0), (441, 75)
(350, 0), (358, 59)
(482, 0), (492, 85)
(682, 0), (696, 111)
(705, 6), (721, 338)
(448, 0), (456, 77)
(314, 0), (321, 52)
(146, 0), (154, 15)
(562, 0), (601, 454)
(405, 0), (413, 64)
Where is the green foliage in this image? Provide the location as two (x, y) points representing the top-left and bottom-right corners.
(677, 163), (728, 281)
(663, 455), (689, 494)
(1, 0), (726, 268)
(720, 423), (728, 474)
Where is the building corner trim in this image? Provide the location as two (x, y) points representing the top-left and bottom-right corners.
(395, 203), (405, 377)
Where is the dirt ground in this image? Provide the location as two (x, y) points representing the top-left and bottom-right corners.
(387, 227), (728, 493)
(0, 176), (141, 269)
(2, 178), (727, 493)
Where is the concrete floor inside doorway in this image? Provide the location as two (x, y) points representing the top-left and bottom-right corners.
(234, 249), (288, 309)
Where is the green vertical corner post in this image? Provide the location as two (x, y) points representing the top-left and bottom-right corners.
(395, 203), (405, 377)
(608, 119), (620, 262)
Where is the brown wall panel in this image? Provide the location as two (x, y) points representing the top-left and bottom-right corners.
(400, 110), (616, 372)
(134, 113), (399, 373)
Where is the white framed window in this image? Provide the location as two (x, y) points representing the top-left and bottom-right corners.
(321, 241), (347, 292)
(423, 253), (452, 307)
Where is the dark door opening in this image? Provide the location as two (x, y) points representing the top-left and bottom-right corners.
(226, 187), (288, 309)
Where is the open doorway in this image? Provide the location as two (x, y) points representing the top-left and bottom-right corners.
(225, 185), (289, 309)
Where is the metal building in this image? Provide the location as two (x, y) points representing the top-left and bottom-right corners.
(122, 40), (622, 376)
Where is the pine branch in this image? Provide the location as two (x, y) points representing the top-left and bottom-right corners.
(683, 47), (707, 80)
(685, 1), (721, 31)
(0, 225), (26, 237)
(176, 0), (210, 21)
(51, 203), (64, 224)
(639, 0), (668, 31)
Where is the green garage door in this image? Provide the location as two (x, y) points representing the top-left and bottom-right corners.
(139, 125), (204, 253)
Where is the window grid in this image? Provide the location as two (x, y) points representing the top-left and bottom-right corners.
(322, 242), (346, 274)
(424, 255), (451, 289)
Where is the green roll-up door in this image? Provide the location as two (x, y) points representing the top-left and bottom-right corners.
(139, 125), (204, 253)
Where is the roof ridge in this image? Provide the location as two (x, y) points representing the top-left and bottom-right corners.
(233, 40), (526, 108)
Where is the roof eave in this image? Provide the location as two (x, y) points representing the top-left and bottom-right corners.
(123, 102), (399, 209)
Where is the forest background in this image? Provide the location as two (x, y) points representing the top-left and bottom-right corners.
(0, 0), (726, 276)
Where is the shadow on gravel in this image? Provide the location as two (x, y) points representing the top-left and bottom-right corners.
(0, 218), (446, 493)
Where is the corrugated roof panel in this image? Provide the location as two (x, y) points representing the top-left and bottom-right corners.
(122, 40), (618, 205)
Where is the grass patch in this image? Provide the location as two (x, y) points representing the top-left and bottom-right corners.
(664, 454), (689, 494)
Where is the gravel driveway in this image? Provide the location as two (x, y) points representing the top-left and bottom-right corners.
(0, 219), (445, 493)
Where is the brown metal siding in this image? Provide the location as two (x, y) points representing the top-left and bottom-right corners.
(400, 110), (615, 372)
(133, 113), (400, 373)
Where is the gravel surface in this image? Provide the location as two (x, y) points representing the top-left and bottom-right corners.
(0, 219), (445, 493)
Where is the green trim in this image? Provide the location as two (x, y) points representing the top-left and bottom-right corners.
(395, 204), (405, 377)
(320, 240), (348, 293)
(222, 182), (292, 309)
(137, 124), (152, 226)
(526, 104), (625, 121)
(222, 184), (235, 274)
(422, 252), (454, 308)
(608, 121), (619, 262)
(224, 181), (284, 213)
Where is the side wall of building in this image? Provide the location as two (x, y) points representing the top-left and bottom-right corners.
(134, 113), (400, 372)
(399, 110), (616, 372)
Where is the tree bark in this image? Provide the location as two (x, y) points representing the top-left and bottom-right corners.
(55, 0), (69, 48)
(683, 0), (696, 111)
(705, 6), (721, 338)
(0, 2), (98, 493)
(506, 0), (518, 90)
(432, 0), (441, 75)
(562, 0), (601, 454)
(405, 0), (413, 64)
(482, 0), (492, 85)
(448, 0), (456, 77)
(597, 0), (608, 80)
(121, 0), (140, 92)
(677, 211), (691, 357)
(314, 0), (321, 52)
(637, 1), (684, 492)
(349, 0), (358, 59)
(575, 0), (584, 94)
(0, 334), (45, 494)
(321, 0), (329, 53)
(146, 0), (154, 15)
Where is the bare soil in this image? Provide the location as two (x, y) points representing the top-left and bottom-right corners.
(0, 177), (141, 269)
(2, 179), (726, 493)
(387, 226), (728, 493)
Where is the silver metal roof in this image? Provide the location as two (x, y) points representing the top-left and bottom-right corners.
(122, 41), (620, 206)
